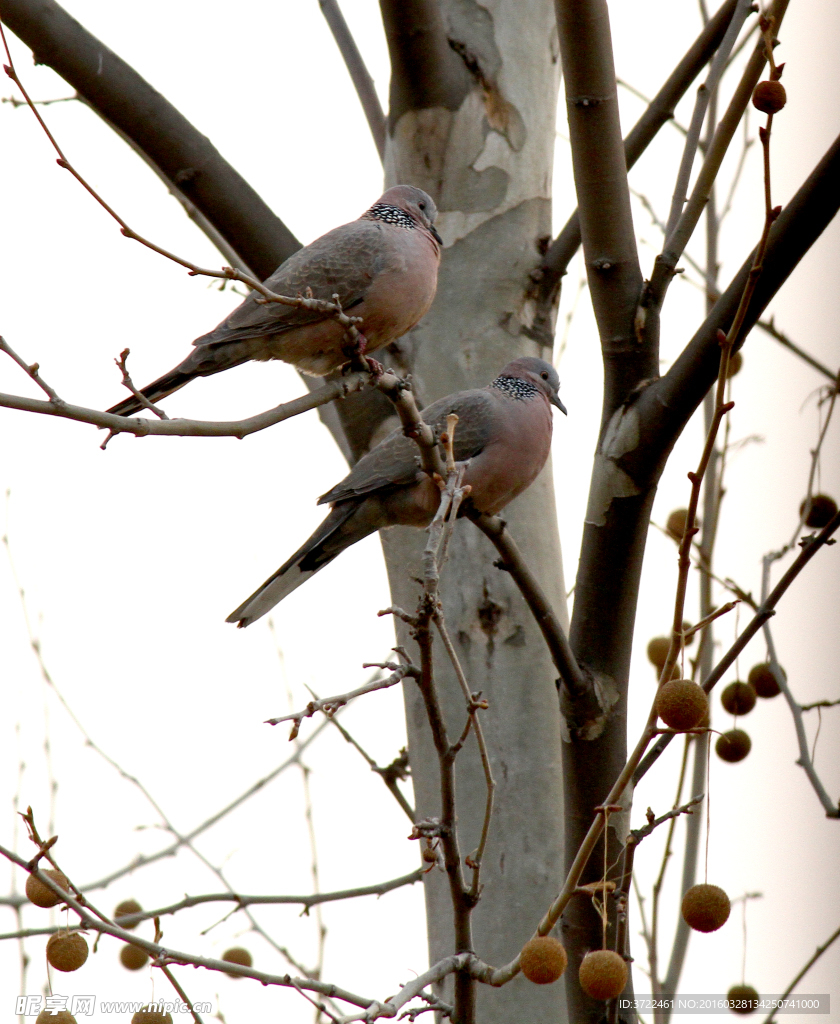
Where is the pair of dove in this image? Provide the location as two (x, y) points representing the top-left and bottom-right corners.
(109, 185), (566, 626)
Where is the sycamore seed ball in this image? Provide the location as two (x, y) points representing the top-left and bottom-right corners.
(727, 984), (760, 1014)
(716, 728), (752, 763)
(800, 493), (838, 529)
(655, 679), (709, 731)
(666, 508), (689, 541)
(46, 932), (89, 972)
(120, 943), (150, 971)
(520, 936), (568, 984)
(578, 950), (629, 1000)
(647, 636), (671, 671)
(726, 350), (743, 378)
(748, 662), (784, 698)
(26, 869), (69, 909)
(131, 1008), (173, 1024)
(720, 681), (757, 716)
(681, 884), (731, 932)
(752, 79), (787, 114)
(223, 946), (253, 977)
(36, 1012), (77, 1024)
(114, 898), (143, 928)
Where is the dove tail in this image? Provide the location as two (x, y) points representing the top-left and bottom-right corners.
(226, 502), (366, 628)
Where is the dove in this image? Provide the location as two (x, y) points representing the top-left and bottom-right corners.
(108, 185), (442, 416)
(227, 357), (566, 627)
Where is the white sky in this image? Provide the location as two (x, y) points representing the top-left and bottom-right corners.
(0, 2), (838, 1021)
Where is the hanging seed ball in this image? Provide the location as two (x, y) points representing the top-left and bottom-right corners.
(666, 508), (690, 541)
(36, 1012), (77, 1024)
(222, 946), (253, 976)
(752, 79), (787, 114)
(131, 1008), (173, 1024)
(120, 943), (150, 971)
(720, 681), (757, 716)
(726, 350), (743, 378)
(520, 936), (568, 984)
(26, 868), (70, 909)
(114, 897), (143, 928)
(800, 493), (838, 529)
(647, 636), (671, 671)
(727, 984), (760, 1014)
(716, 729), (752, 763)
(655, 679), (709, 731)
(578, 949), (629, 1000)
(748, 662), (784, 699)
(46, 931), (89, 972)
(681, 883), (731, 932)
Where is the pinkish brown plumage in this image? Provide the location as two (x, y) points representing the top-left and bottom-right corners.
(108, 185), (442, 416)
(227, 357), (567, 627)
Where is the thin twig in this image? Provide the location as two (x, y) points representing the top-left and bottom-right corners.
(761, 923), (840, 1024)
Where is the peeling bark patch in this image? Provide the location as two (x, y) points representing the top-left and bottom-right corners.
(477, 582), (503, 639)
(585, 404), (642, 526)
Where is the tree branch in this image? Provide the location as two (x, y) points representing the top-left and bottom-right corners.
(0, 0), (300, 281)
(318, 0), (386, 161)
(535, 0), (739, 335)
(378, 0), (471, 126)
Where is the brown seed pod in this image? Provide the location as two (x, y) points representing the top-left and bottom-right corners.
(655, 679), (709, 731)
(716, 729), (752, 763)
(46, 931), (89, 972)
(800, 493), (838, 529)
(520, 936), (568, 984)
(681, 883), (731, 932)
(727, 984), (760, 1014)
(36, 1012), (77, 1024)
(222, 946), (253, 977)
(114, 898), (143, 928)
(666, 508), (689, 541)
(578, 949), (629, 1000)
(748, 662), (784, 698)
(720, 681), (757, 716)
(726, 350), (743, 378)
(647, 636), (671, 671)
(26, 869), (70, 909)
(120, 943), (150, 971)
(752, 79), (787, 114)
(131, 1008), (173, 1024)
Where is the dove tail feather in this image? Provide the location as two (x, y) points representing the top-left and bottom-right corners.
(226, 502), (362, 628)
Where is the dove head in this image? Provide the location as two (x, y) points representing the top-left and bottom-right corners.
(368, 185), (443, 246)
(496, 357), (567, 414)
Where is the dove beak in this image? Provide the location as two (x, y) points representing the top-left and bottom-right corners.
(430, 224), (444, 246)
(551, 392), (568, 415)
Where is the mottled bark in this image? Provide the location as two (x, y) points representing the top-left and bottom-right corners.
(381, 3), (568, 1020)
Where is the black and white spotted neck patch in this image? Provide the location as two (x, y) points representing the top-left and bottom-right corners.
(367, 203), (416, 229)
(491, 375), (540, 400)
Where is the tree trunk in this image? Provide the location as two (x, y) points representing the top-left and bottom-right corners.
(378, 2), (568, 1019)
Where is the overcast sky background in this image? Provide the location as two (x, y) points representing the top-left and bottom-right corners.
(1, 1), (838, 1021)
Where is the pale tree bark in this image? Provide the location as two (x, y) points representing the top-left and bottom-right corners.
(378, 3), (569, 1020)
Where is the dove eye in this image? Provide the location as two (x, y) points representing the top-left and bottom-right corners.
(540, 371), (549, 380)
(419, 202), (426, 210)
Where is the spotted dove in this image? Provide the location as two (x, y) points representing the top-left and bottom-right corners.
(108, 185), (442, 416)
(227, 357), (566, 627)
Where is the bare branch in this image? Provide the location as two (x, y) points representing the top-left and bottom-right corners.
(762, 923), (840, 1024)
(318, 0), (386, 161)
(0, 0), (299, 279)
(266, 664), (416, 739)
(535, 0), (739, 330)
(635, 509), (840, 783)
